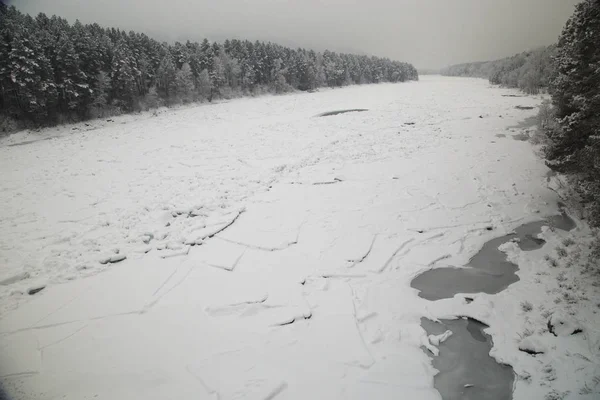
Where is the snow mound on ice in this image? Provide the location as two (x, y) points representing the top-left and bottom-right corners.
(548, 312), (583, 337)
(518, 336), (548, 355)
(429, 330), (453, 346)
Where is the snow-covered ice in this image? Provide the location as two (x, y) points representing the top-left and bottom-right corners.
(518, 336), (548, 355)
(1, 76), (598, 399)
(429, 330), (453, 347)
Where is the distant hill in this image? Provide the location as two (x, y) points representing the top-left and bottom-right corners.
(440, 46), (556, 94)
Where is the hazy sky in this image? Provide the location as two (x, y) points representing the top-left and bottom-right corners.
(10, 0), (580, 69)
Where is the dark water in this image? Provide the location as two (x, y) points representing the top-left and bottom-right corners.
(421, 317), (515, 400)
(317, 109), (368, 117)
(546, 211), (576, 231)
(410, 175), (574, 399)
(414, 210), (574, 400)
(411, 212), (575, 301)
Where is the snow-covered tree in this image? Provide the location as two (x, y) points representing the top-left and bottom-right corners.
(196, 69), (212, 101)
(156, 52), (177, 100)
(89, 71), (110, 117)
(543, 0), (600, 224)
(110, 40), (136, 110)
(53, 32), (90, 114)
(210, 53), (226, 98)
(175, 62), (194, 102)
(0, 5), (418, 127)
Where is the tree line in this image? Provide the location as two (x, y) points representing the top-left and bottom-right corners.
(441, 46), (556, 95)
(0, 4), (418, 131)
(542, 0), (600, 228)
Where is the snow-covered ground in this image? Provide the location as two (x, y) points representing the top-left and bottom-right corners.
(0, 76), (598, 399)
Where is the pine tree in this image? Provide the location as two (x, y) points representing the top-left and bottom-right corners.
(314, 53), (327, 87)
(546, 0), (600, 174)
(156, 52), (177, 101)
(210, 53), (226, 98)
(3, 24), (56, 122)
(89, 71), (110, 117)
(171, 42), (188, 69)
(197, 69), (212, 101)
(110, 39), (136, 110)
(545, 0), (600, 224)
(175, 62), (194, 102)
(54, 32), (90, 115)
(186, 41), (202, 87)
(199, 39), (213, 73)
(272, 58), (289, 93)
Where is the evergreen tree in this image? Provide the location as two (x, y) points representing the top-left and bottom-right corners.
(197, 69), (212, 101)
(3, 25), (56, 121)
(199, 39), (213, 73)
(544, 0), (600, 223)
(210, 53), (226, 99)
(53, 31), (90, 114)
(175, 62), (194, 102)
(110, 39), (136, 110)
(272, 58), (289, 93)
(546, 0), (600, 171)
(156, 52), (177, 100)
(89, 71), (110, 117)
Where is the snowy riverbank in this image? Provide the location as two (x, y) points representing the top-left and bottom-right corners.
(0, 76), (597, 399)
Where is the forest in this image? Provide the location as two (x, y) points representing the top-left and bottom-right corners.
(441, 45), (557, 95)
(0, 4), (418, 131)
(541, 0), (600, 229)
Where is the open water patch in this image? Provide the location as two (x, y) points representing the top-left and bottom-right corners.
(411, 211), (575, 301)
(421, 317), (515, 400)
(317, 109), (368, 117)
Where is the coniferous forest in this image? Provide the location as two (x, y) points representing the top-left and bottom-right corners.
(542, 0), (600, 228)
(440, 45), (557, 95)
(0, 4), (418, 131)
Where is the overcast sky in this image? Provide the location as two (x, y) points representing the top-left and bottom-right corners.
(10, 0), (580, 69)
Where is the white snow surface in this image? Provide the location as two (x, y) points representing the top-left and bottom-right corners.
(1, 76), (598, 399)
(518, 336), (548, 355)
